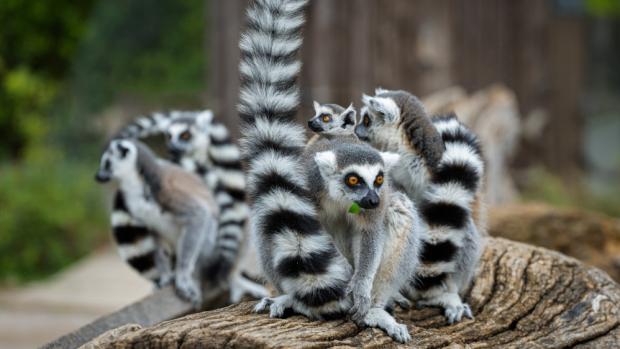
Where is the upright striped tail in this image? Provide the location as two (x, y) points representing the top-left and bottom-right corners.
(238, 0), (352, 319)
(414, 114), (484, 290)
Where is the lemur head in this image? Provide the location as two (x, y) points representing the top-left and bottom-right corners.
(355, 88), (428, 150)
(314, 143), (400, 210)
(307, 101), (356, 137)
(165, 110), (213, 159)
(95, 139), (139, 183)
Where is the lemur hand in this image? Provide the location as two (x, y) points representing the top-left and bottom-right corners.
(347, 283), (371, 324)
(175, 273), (202, 308)
(156, 272), (175, 289)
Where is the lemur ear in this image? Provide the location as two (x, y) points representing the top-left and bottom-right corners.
(116, 141), (131, 159)
(313, 101), (321, 114)
(314, 151), (337, 178)
(341, 104), (356, 127)
(361, 94), (372, 106)
(380, 152), (400, 170)
(375, 87), (389, 95)
(196, 110), (213, 129)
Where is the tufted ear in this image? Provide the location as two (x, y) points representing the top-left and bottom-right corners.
(341, 104), (357, 128)
(380, 152), (400, 170)
(196, 110), (214, 130)
(375, 87), (390, 95)
(314, 151), (337, 179)
(313, 101), (321, 114)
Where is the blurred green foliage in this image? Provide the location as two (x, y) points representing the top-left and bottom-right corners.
(587, 0), (620, 17)
(521, 167), (620, 218)
(0, 0), (205, 283)
(0, 156), (107, 284)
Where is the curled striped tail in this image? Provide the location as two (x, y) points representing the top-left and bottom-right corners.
(115, 112), (175, 139)
(238, 0), (351, 319)
(110, 191), (163, 284)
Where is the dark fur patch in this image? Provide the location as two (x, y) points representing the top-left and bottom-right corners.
(251, 172), (308, 202)
(113, 191), (129, 212)
(441, 128), (482, 157)
(276, 247), (337, 277)
(219, 219), (246, 229)
(413, 273), (446, 291)
(210, 158), (243, 170)
(433, 162), (480, 192)
(113, 226), (152, 245)
(321, 311), (347, 320)
(128, 253), (156, 272)
(261, 209), (322, 235)
(420, 201), (468, 229)
(420, 241), (458, 263)
(215, 185), (246, 202)
(295, 284), (346, 307)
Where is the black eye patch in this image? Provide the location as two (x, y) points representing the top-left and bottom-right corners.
(116, 143), (129, 158)
(104, 159), (111, 171)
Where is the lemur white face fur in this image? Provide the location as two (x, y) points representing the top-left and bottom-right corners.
(355, 88), (402, 148)
(314, 150), (400, 209)
(308, 102), (356, 137)
(165, 110), (213, 158)
(95, 139), (138, 183)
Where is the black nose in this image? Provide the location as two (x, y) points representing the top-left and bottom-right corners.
(95, 172), (110, 183)
(359, 191), (380, 209)
(308, 120), (322, 132)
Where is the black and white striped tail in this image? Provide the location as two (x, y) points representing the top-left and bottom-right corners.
(413, 113), (484, 290)
(238, 0), (351, 319)
(110, 191), (162, 283)
(115, 111), (175, 139)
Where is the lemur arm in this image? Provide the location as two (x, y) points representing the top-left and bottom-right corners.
(348, 225), (385, 323)
(154, 243), (174, 288)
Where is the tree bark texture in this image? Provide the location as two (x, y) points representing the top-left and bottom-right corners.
(82, 237), (620, 348)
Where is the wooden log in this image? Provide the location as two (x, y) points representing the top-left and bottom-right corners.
(490, 203), (620, 283)
(81, 237), (620, 348)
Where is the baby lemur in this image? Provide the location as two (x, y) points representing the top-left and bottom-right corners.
(356, 88), (485, 324)
(307, 102), (357, 144)
(96, 139), (222, 307)
(238, 0), (422, 342)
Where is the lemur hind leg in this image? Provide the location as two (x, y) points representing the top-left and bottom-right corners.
(254, 294), (296, 318)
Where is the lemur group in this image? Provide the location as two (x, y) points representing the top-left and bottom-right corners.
(95, 0), (484, 343)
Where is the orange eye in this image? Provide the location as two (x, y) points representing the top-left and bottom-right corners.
(363, 115), (370, 127)
(346, 175), (360, 187)
(180, 131), (192, 141)
(322, 115), (331, 123)
(375, 175), (384, 186)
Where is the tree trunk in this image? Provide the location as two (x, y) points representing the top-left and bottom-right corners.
(81, 237), (620, 348)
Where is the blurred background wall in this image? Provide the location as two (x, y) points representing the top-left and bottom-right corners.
(0, 0), (619, 346)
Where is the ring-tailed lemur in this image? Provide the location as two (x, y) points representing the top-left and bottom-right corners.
(111, 110), (267, 302)
(239, 0), (422, 342)
(96, 139), (221, 307)
(307, 102), (357, 144)
(356, 88), (485, 324)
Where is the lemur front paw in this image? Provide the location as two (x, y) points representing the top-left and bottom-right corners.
(253, 295), (292, 318)
(156, 273), (175, 289)
(444, 303), (473, 324)
(393, 293), (412, 310)
(174, 273), (202, 308)
(349, 291), (372, 324)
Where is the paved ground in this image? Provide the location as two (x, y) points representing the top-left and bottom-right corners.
(0, 248), (151, 349)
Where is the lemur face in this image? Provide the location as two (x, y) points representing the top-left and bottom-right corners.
(355, 89), (401, 149)
(165, 110), (212, 158)
(307, 101), (356, 137)
(314, 146), (400, 210)
(95, 139), (138, 183)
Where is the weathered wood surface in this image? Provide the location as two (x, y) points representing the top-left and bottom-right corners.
(490, 203), (620, 283)
(82, 237), (620, 348)
(42, 286), (193, 349)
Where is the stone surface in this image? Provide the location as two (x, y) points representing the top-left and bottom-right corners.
(490, 203), (620, 282)
(83, 237), (620, 348)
